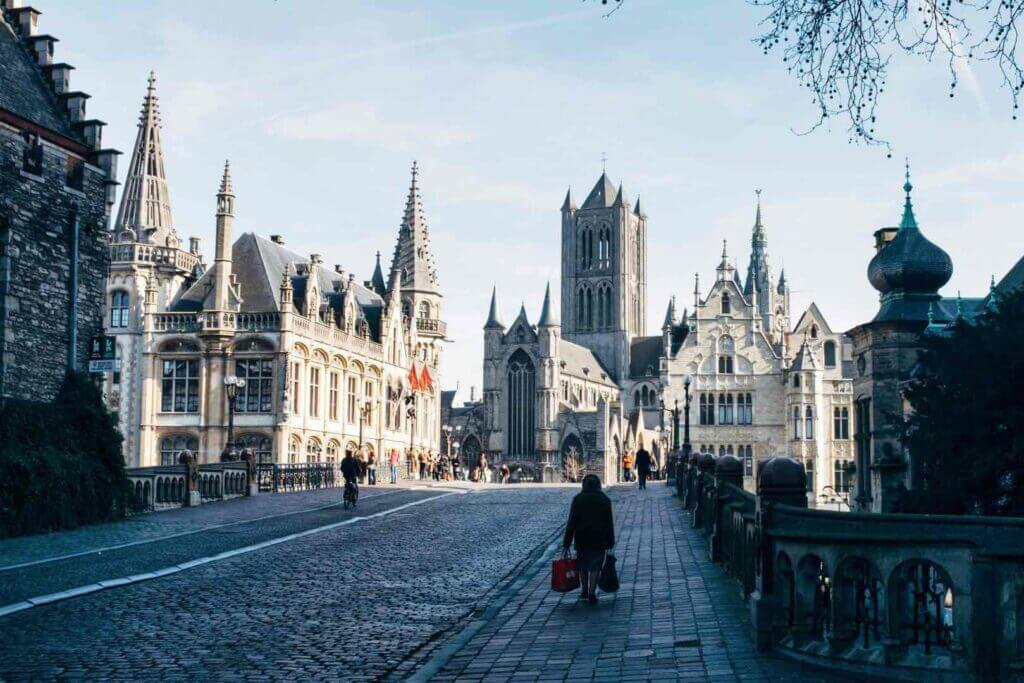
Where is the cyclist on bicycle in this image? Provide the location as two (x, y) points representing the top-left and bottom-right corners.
(341, 451), (360, 503)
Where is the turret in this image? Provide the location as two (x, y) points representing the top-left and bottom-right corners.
(537, 282), (559, 360)
(212, 160), (234, 313)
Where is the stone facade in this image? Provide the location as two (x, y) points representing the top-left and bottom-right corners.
(461, 172), (855, 500)
(103, 79), (444, 467)
(0, 1), (119, 400)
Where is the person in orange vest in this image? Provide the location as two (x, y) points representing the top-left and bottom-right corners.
(622, 451), (634, 482)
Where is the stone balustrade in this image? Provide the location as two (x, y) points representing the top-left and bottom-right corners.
(415, 316), (447, 337)
(152, 312), (200, 332)
(674, 452), (1024, 681)
(109, 242), (201, 273)
(127, 461), (251, 511)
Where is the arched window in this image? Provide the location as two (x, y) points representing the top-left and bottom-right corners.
(159, 434), (198, 466)
(810, 324), (818, 339)
(834, 406), (850, 439)
(306, 438), (322, 463)
(743, 445), (753, 476)
(506, 349), (535, 457)
(110, 290), (130, 328)
(793, 373), (801, 388)
(634, 389), (641, 408)
(721, 292), (731, 315)
(718, 393), (734, 425)
(805, 406), (814, 440)
(326, 441), (339, 464)
(726, 445), (734, 455)
(288, 438), (300, 464)
(604, 286), (613, 328)
(238, 433), (272, 463)
(596, 287), (606, 329)
(792, 406), (802, 439)
(824, 341), (837, 368)
(418, 301), (430, 319)
(718, 336), (734, 374)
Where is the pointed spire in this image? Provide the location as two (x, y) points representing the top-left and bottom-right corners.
(371, 251), (386, 294)
(613, 182), (629, 208)
(114, 71), (175, 245)
(777, 268), (787, 294)
(899, 158), (918, 230)
(219, 159), (233, 196)
(390, 160), (439, 293)
(561, 187), (577, 212)
(633, 196), (644, 216)
(754, 188), (763, 231)
(538, 282), (558, 327)
(662, 296), (676, 329)
(485, 286), (504, 329)
(581, 172), (617, 209)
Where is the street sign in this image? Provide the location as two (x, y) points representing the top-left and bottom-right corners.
(89, 335), (116, 361)
(88, 359), (121, 373)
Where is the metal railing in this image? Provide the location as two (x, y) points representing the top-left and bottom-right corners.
(256, 462), (339, 493)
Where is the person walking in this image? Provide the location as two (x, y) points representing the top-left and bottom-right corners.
(418, 450), (427, 481)
(622, 451), (634, 483)
(479, 452), (490, 483)
(562, 474), (614, 605)
(389, 448), (400, 485)
(635, 446), (653, 490)
(500, 462), (511, 484)
(367, 451), (377, 486)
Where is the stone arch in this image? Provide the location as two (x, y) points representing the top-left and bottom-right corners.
(795, 554), (831, 640)
(506, 348), (535, 458)
(560, 433), (585, 483)
(461, 433), (482, 466)
(232, 336), (275, 353)
(312, 349), (329, 364)
(158, 338), (200, 353)
(888, 559), (954, 653)
(834, 556), (886, 648)
(775, 552), (796, 628)
(291, 343), (310, 358)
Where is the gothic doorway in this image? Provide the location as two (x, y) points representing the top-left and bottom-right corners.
(461, 434), (482, 466)
(561, 434), (585, 483)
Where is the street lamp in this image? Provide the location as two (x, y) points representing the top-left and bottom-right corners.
(442, 424), (453, 456)
(223, 374), (246, 456)
(405, 393), (417, 463)
(357, 397), (373, 456)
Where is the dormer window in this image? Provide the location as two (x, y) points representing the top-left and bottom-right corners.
(721, 293), (731, 315)
(810, 324), (818, 339)
(22, 132), (43, 175)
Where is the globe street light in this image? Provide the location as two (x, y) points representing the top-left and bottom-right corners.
(223, 374), (246, 456)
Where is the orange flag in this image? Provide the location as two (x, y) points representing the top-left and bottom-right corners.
(419, 364), (433, 392)
(407, 363), (420, 392)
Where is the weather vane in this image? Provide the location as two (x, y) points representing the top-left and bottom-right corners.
(601, 152), (607, 173)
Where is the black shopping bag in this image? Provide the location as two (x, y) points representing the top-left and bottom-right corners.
(598, 552), (619, 593)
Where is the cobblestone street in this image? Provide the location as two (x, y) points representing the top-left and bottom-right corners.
(0, 483), (841, 681)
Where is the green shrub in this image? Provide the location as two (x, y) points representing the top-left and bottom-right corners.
(0, 371), (127, 537)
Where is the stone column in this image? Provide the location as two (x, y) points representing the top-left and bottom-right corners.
(749, 456), (807, 651)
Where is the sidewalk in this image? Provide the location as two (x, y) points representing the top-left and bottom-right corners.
(418, 484), (841, 682)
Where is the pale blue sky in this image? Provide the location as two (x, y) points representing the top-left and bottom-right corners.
(43, 0), (1024, 396)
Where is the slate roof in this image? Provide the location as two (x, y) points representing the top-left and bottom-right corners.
(629, 336), (663, 379)
(0, 15), (78, 139)
(173, 232), (385, 336)
(559, 340), (616, 386)
(995, 255), (1024, 296)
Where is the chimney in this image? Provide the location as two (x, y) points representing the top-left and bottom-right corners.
(189, 237), (200, 254)
(310, 253), (322, 266)
(42, 63), (74, 94)
(26, 34), (56, 66)
(9, 6), (40, 36)
(59, 91), (89, 123)
(270, 234), (284, 245)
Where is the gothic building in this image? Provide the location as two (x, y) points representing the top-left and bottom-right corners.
(0, 1), (119, 399)
(105, 76), (444, 466)
(464, 172), (855, 501)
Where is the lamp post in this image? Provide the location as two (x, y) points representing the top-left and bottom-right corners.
(223, 374), (246, 457)
(682, 373), (692, 458)
(357, 397), (372, 456)
(405, 393), (417, 463)
(442, 424), (453, 456)
(452, 439), (461, 480)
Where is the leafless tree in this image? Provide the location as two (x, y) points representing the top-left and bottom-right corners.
(592, 0), (1024, 149)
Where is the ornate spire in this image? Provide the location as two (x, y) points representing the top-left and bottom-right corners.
(114, 71), (175, 245)
(561, 187), (577, 212)
(662, 296), (676, 330)
(389, 161), (440, 293)
(371, 251), (386, 294)
(900, 158), (918, 230)
(485, 285), (504, 329)
(633, 196), (644, 217)
(218, 159), (233, 196)
(538, 282), (558, 327)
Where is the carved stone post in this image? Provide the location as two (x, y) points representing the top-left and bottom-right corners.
(178, 449), (200, 507)
(241, 447), (257, 496)
(749, 456), (807, 651)
(710, 454), (743, 562)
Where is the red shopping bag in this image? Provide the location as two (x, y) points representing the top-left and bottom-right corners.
(551, 555), (580, 592)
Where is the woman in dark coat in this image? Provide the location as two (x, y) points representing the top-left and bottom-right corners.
(562, 474), (614, 604)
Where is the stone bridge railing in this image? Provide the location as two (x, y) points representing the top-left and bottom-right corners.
(127, 461), (251, 512)
(255, 463), (339, 493)
(675, 451), (1024, 682)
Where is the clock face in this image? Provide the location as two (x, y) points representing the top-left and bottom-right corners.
(857, 354), (866, 376)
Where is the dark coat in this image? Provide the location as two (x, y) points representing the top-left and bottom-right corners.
(563, 491), (615, 551)
(635, 449), (654, 473)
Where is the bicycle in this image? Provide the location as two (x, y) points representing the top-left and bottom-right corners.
(343, 480), (359, 509)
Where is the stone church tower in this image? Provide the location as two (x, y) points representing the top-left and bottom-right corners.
(104, 73), (204, 462)
(560, 172), (647, 381)
(389, 162), (445, 369)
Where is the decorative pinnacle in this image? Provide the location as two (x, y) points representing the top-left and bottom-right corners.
(754, 189), (763, 230)
(899, 158), (918, 230)
(219, 160), (233, 194)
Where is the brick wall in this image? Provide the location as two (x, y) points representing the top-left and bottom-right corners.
(0, 124), (109, 401)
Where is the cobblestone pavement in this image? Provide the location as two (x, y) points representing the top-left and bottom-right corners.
(0, 485), (575, 681)
(411, 484), (844, 683)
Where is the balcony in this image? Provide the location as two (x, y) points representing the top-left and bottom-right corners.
(415, 317), (447, 338)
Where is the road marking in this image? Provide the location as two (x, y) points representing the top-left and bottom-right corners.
(0, 491), (455, 619)
(0, 488), (407, 573)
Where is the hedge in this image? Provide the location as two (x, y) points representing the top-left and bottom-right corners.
(0, 372), (128, 537)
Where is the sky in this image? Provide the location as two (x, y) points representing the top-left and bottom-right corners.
(41, 0), (1024, 399)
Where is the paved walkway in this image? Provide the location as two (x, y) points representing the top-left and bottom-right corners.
(414, 484), (841, 682)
